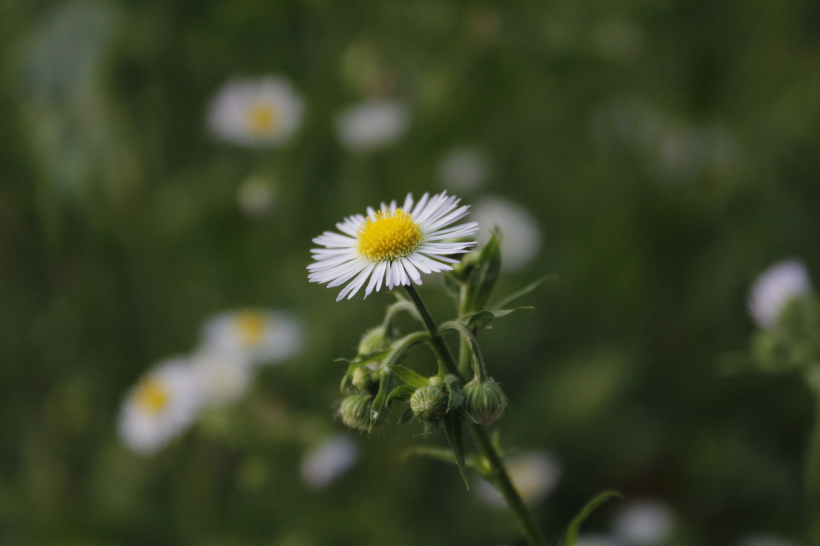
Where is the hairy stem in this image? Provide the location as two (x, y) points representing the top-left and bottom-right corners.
(403, 284), (548, 546)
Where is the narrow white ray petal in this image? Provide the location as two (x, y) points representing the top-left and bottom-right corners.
(411, 192), (430, 217)
(407, 255), (432, 274)
(424, 205), (470, 232)
(415, 192), (446, 223)
(410, 253), (451, 273)
(326, 261), (369, 287)
(308, 254), (359, 271)
(375, 262), (385, 292)
(367, 207), (377, 221)
(365, 262), (386, 298)
(421, 196), (460, 226)
(389, 200), (397, 213)
(392, 261), (405, 287)
(384, 261), (394, 290)
(401, 258), (422, 284)
(337, 263), (375, 301)
(403, 193), (414, 212)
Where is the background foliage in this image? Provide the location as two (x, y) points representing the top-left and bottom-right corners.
(2, 0), (820, 544)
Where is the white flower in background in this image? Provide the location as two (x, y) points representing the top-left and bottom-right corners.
(201, 310), (303, 365)
(237, 175), (276, 219)
(739, 535), (799, 546)
(190, 350), (253, 406)
(208, 76), (304, 147)
(308, 191), (479, 301)
(477, 451), (560, 507)
(300, 434), (360, 489)
(336, 99), (409, 153)
(612, 500), (675, 546)
(748, 260), (812, 329)
(437, 147), (490, 192)
(472, 196), (541, 272)
(118, 358), (204, 455)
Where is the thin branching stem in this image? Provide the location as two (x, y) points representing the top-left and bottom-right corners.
(403, 284), (548, 546)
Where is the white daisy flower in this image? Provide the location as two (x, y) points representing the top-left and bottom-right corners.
(201, 310), (303, 365)
(472, 196), (541, 272)
(336, 99), (409, 153)
(190, 350), (254, 406)
(612, 500), (675, 546)
(477, 451), (561, 507)
(300, 434), (360, 489)
(308, 191), (479, 301)
(207, 76), (304, 148)
(748, 260), (812, 329)
(118, 358), (204, 455)
(437, 147), (490, 192)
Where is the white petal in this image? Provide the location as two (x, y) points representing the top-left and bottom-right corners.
(365, 262), (387, 298)
(411, 192), (430, 217)
(403, 193), (414, 212)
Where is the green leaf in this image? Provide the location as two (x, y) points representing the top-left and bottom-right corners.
(387, 385), (416, 403)
(444, 374), (464, 412)
(369, 373), (392, 429)
(460, 307), (534, 329)
(564, 491), (622, 546)
(442, 272), (463, 301)
(398, 408), (415, 424)
(492, 275), (557, 310)
(462, 229), (502, 313)
(444, 414), (470, 489)
(339, 363), (356, 394)
(390, 365), (429, 388)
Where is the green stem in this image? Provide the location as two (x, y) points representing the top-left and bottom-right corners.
(807, 393), (820, 544)
(403, 285), (548, 546)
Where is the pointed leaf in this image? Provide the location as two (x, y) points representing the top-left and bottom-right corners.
(492, 275), (557, 310)
(564, 491), (622, 546)
(460, 307), (534, 329)
(390, 365), (429, 388)
(369, 373), (392, 429)
(387, 385), (416, 403)
(444, 414), (470, 489)
(462, 230), (502, 313)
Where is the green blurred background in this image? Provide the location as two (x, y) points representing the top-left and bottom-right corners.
(2, 0), (820, 544)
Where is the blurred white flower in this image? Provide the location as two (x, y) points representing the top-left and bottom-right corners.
(477, 451), (560, 507)
(300, 434), (360, 489)
(748, 260), (812, 329)
(437, 147), (490, 192)
(472, 196), (541, 272)
(208, 76), (304, 148)
(336, 99), (409, 153)
(612, 500), (675, 546)
(739, 535), (799, 546)
(118, 358), (204, 455)
(201, 310), (303, 365)
(237, 176), (276, 218)
(191, 350), (253, 406)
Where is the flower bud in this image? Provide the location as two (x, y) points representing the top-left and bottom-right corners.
(410, 385), (448, 423)
(358, 326), (387, 355)
(351, 365), (379, 392)
(463, 378), (507, 425)
(339, 394), (372, 431)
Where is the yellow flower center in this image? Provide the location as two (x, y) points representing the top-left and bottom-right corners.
(234, 312), (267, 346)
(246, 103), (279, 136)
(357, 209), (424, 262)
(135, 379), (169, 414)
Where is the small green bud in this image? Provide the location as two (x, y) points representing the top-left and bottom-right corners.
(463, 378), (507, 425)
(339, 394), (372, 431)
(351, 365), (379, 392)
(358, 326), (387, 355)
(410, 385), (448, 423)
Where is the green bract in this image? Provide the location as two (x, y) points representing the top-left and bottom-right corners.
(462, 378), (507, 425)
(339, 393), (372, 431)
(410, 385), (448, 423)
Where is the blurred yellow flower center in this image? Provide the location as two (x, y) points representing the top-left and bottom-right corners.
(247, 104), (279, 135)
(235, 312), (267, 345)
(357, 209), (423, 262)
(136, 379), (169, 414)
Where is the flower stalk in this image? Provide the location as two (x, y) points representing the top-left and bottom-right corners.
(404, 284), (548, 546)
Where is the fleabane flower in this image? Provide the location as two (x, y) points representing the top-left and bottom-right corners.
(748, 259), (812, 329)
(308, 191), (479, 301)
(118, 358), (205, 455)
(300, 434), (360, 489)
(477, 451), (560, 507)
(190, 350), (254, 406)
(201, 310), (303, 365)
(336, 99), (409, 153)
(207, 76), (304, 148)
